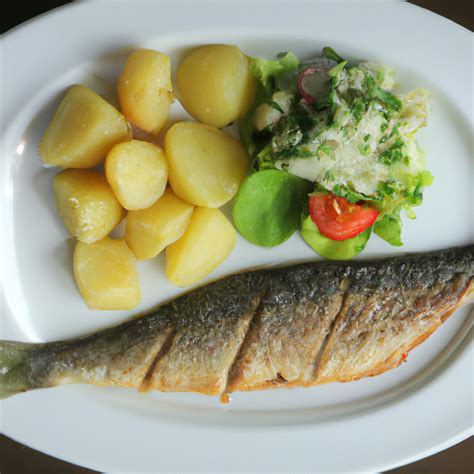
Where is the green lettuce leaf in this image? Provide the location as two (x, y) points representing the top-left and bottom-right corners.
(330, 184), (380, 204)
(250, 52), (300, 94)
(300, 215), (372, 260)
(256, 144), (275, 170)
(239, 52), (300, 157)
(239, 84), (268, 157)
(374, 209), (403, 246)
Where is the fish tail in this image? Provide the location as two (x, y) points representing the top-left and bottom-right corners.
(0, 341), (38, 399)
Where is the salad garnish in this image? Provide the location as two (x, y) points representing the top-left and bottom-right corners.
(234, 47), (433, 259)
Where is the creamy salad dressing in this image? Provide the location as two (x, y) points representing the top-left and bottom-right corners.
(276, 103), (390, 196)
(272, 64), (431, 200)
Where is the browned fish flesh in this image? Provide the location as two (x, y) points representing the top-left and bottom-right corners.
(1, 245), (472, 399)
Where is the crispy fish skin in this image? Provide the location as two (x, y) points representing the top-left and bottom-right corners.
(0, 314), (174, 397)
(143, 273), (262, 395)
(226, 265), (350, 391)
(0, 246), (472, 399)
(313, 250), (473, 385)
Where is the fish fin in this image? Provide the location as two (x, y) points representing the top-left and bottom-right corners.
(0, 341), (37, 399)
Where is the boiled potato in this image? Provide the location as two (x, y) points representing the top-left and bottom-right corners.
(117, 49), (173, 136)
(39, 85), (132, 168)
(164, 122), (249, 207)
(53, 169), (123, 244)
(166, 207), (236, 287)
(125, 187), (194, 260)
(73, 237), (140, 310)
(176, 45), (257, 127)
(105, 140), (168, 210)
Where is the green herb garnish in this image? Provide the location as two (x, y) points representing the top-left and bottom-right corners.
(317, 143), (336, 160)
(322, 46), (345, 63)
(378, 138), (405, 165)
(358, 143), (371, 156)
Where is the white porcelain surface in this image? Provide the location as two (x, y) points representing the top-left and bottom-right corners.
(1, 1), (472, 472)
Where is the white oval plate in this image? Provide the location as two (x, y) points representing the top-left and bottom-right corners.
(1, 1), (473, 472)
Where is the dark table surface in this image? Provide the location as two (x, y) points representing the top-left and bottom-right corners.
(1, 1), (473, 472)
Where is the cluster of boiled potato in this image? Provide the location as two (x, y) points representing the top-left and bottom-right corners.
(38, 46), (257, 310)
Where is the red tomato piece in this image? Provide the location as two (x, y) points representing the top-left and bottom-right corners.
(309, 193), (379, 241)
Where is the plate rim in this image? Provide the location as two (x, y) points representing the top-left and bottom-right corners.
(1, 1), (473, 472)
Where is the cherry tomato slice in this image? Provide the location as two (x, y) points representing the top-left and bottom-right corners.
(309, 193), (379, 241)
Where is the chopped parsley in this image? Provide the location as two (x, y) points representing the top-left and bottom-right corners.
(332, 184), (376, 203)
(378, 181), (397, 197)
(317, 143), (336, 160)
(271, 116), (303, 152)
(379, 125), (399, 144)
(370, 87), (402, 111)
(324, 170), (336, 182)
(358, 143), (371, 156)
(363, 75), (402, 112)
(378, 138), (405, 165)
(274, 146), (314, 160)
(350, 97), (369, 123)
(322, 46), (344, 63)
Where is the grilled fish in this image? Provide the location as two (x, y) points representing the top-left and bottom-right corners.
(1, 245), (472, 400)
